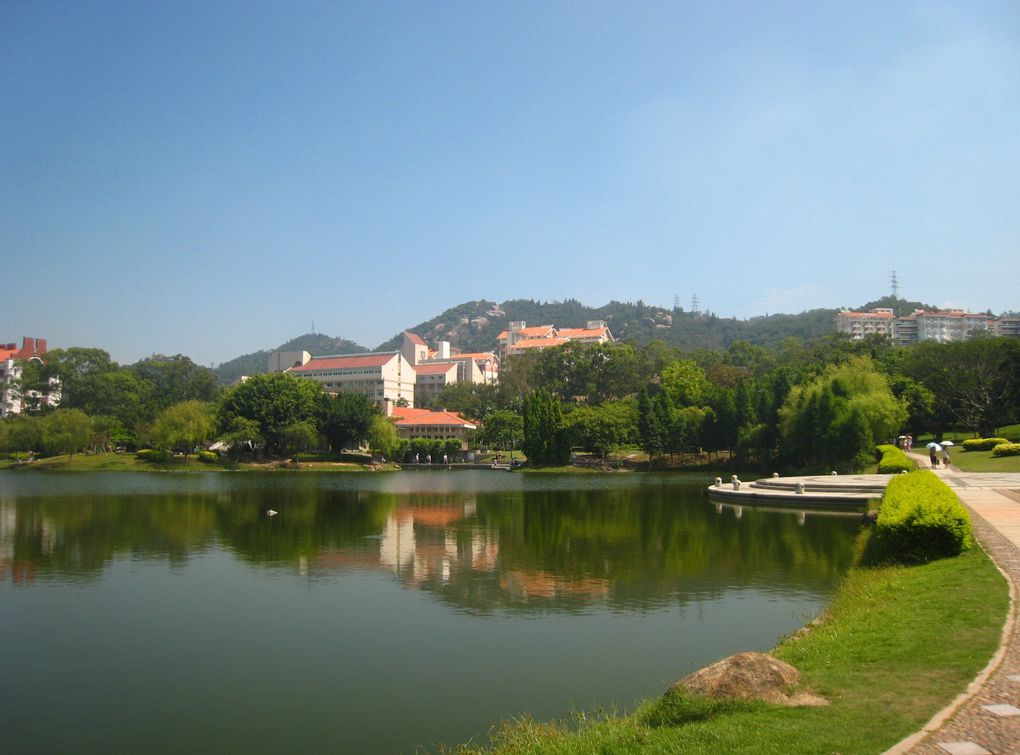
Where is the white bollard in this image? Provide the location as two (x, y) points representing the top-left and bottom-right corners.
(831, 470), (838, 476)
(715, 477), (722, 487)
(795, 482), (805, 495)
(732, 479), (741, 490)
(731, 474), (738, 483)
(772, 472), (779, 478)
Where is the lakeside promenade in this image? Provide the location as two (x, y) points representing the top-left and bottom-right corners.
(709, 462), (1020, 754)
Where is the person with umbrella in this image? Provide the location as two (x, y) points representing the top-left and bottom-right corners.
(927, 442), (942, 468)
(941, 440), (954, 468)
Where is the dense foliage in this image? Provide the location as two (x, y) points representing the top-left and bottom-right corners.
(875, 444), (914, 474)
(873, 471), (973, 562)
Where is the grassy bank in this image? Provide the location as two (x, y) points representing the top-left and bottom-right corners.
(950, 448), (1020, 473)
(0, 452), (394, 473)
(462, 543), (1008, 754)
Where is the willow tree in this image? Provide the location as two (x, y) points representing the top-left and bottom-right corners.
(779, 356), (906, 470)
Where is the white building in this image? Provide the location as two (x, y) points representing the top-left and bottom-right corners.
(0, 337), (60, 418)
(835, 308), (896, 339)
(287, 351), (416, 406)
(495, 320), (615, 358)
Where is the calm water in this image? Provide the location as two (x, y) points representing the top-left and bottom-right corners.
(0, 470), (860, 754)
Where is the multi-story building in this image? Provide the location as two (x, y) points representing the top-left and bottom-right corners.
(835, 308), (896, 339)
(287, 351), (415, 406)
(413, 362), (459, 402)
(1, 337), (60, 418)
(400, 332), (499, 385)
(839, 308), (1014, 345)
(496, 320), (615, 358)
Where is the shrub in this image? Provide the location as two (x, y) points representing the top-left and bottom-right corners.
(874, 470), (972, 563)
(875, 444), (914, 474)
(197, 450), (219, 463)
(136, 448), (172, 463)
(962, 437), (1009, 452)
(992, 443), (1020, 457)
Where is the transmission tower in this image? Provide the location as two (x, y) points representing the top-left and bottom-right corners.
(691, 294), (700, 316)
(890, 271), (900, 300)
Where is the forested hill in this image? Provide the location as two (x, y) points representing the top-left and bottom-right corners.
(375, 297), (930, 354)
(214, 333), (368, 384)
(216, 296), (935, 384)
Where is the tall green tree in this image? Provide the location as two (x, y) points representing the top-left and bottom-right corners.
(315, 391), (378, 452)
(217, 373), (321, 455)
(150, 401), (216, 456)
(522, 390), (568, 466)
(41, 409), (93, 459)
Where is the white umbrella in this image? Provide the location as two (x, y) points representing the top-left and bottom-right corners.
(940, 440), (955, 447)
(926, 442), (942, 451)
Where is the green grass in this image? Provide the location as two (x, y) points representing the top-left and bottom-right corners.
(0, 452), (394, 473)
(459, 542), (1008, 754)
(948, 447), (1020, 473)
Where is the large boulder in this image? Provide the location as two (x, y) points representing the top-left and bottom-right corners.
(671, 651), (828, 707)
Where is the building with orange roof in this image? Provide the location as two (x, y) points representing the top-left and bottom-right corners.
(287, 351), (415, 406)
(390, 406), (477, 449)
(837, 307), (1014, 345)
(401, 331), (499, 388)
(496, 320), (614, 358)
(413, 361), (459, 402)
(1, 337), (60, 418)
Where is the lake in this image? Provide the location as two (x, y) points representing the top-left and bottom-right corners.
(0, 470), (860, 753)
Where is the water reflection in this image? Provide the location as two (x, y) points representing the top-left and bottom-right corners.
(0, 473), (858, 613)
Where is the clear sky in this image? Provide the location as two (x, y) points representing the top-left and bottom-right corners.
(3, 1), (1018, 367)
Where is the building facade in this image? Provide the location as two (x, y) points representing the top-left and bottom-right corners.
(287, 351), (416, 406)
(0, 337), (60, 418)
(838, 308), (1015, 345)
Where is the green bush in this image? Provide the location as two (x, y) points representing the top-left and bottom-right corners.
(136, 448), (172, 463)
(197, 450), (219, 463)
(874, 470), (972, 563)
(875, 444), (914, 474)
(962, 437), (1009, 451)
(991, 443), (1020, 457)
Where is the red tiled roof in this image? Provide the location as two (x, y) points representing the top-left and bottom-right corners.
(404, 331), (427, 345)
(512, 337), (570, 350)
(497, 325), (555, 340)
(555, 326), (610, 338)
(289, 353), (396, 371)
(414, 363), (458, 375)
(391, 407), (476, 428)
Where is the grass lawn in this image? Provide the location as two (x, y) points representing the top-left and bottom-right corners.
(0, 452), (393, 473)
(950, 448), (1020, 473)
(463, 544), (1008, 754)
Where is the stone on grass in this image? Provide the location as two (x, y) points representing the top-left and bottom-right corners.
(671, 651), (828, 707)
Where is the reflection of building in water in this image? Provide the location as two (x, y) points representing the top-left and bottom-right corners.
(316, 496), (500, 589)
(500, 570), (610, 601)
(0, 501), (56, 584)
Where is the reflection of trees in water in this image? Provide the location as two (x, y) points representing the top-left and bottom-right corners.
(0, 480), (858, 614)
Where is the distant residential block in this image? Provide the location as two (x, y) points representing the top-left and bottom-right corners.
(837, 307), (1015, 344)
(496, 320), (614, 358)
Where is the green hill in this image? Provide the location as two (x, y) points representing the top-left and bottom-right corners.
(214, 333), (368, 385)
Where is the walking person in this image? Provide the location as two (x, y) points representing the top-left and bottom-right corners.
(929, 446), (938, 468)
(942, 446), (951, 469)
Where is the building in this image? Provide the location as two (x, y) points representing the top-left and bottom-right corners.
(413, 362), (459, 402)
(287, 351), (415, 406)
(401, 332), (499, 385)
(496, 320), (615, 358)
(390, 406), (477, 450)
(838, 308), (1015, 345)
(1, 337), (60, 418)
(268, 350), (311, 372)
(835, 308), (896, 339)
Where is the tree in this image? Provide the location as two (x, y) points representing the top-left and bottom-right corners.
(563, 400), (638, 460)
(315, 391), (378, 452)
(131, 355), (220, 411)
(279, 421), (320, 456)
(366, 415), (400, 459)
(150, 400), (215, 456)
(477, 409), (523, 452)
(521, 390), (568, 466)
(660, 359), (709, 407)
(217, 372), (321, 456)
(220, 417), (263, 459)
(41, 409), (93, 459)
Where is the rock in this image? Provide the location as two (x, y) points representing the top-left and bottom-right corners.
(671, 652), (828, 707)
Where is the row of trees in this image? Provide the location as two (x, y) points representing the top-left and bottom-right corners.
(4, 331), (1019, 470)
(424, 333), (1020, 470)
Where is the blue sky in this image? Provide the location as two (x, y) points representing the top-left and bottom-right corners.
(3, 1), (1018, 367)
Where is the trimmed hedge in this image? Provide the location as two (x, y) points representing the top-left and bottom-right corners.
(197, 450), (219, 463)
(874, 470), (972, 563)
(136, 449), (172, 463)
(875, 444), (914, 474)
(992, 443), (1020, 457)
(962, 437), (1009, 451)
